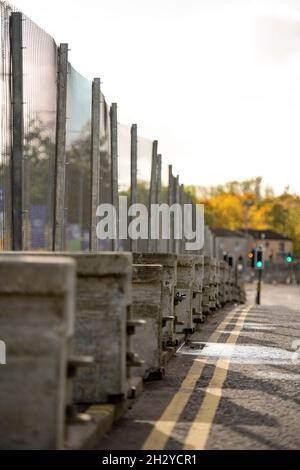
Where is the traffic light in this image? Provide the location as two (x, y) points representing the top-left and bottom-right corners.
(286, 253), (293, 263)
(248, 249), (255, 268)
(255, 248), (264, 269)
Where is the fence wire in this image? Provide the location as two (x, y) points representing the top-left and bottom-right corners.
(0, 1), (14, 250)
(22, 13), (57, 250)
(0, 0), (197, 255)
(65, 64), (91, 251)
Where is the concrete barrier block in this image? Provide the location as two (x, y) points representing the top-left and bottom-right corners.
(209, 258), (217, 311)
(0, 251), (133, 405)
(203, 256), (211, 285)
(175, 255), (195, 334)
(65, 253), (132, 404)
(219, 261), (227, 306)
(202, 256), (212, 314)
(227, 266), (234, 302)
(192, 255), (204, 324)
(131, 264), (164, 380)
(0, 255), (75, 450)
(133, 253), (177, 347)
(215, 261), (222, 309)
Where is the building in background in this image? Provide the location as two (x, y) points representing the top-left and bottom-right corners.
(239, 229), (294, 264)
(212, 227), (294, 266)
(212, 228), (252, 268)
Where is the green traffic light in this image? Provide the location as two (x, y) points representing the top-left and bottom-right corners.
(256, 261), (263, 268)
(286, 256), (293, 263)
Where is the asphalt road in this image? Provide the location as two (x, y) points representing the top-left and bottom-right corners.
(98, 283), (300, 450)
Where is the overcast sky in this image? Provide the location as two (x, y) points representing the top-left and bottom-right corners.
(12, 0), (300, 194)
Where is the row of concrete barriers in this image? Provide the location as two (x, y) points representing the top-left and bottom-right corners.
(0, 252), (246, 449)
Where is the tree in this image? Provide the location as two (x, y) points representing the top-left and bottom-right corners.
(192, 177), (300, 256)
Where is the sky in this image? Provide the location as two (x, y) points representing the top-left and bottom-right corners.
(11, 0), (300, 195)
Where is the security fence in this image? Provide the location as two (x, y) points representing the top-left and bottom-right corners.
(0, 1), (216, 256)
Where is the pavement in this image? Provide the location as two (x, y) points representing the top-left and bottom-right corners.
(98, 283), (300, 450)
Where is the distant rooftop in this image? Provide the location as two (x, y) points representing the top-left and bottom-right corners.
(211, 228), (246, 238)
(212, 228), (292, 241)
(238, 229), (292, 241)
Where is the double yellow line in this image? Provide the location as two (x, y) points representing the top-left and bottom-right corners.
(142, 304), (251, 450)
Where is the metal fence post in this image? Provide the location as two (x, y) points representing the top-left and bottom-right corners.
(110, 103), (119, 251)
(168, 165), (174, 253)
(180, 183), (185, 254)
(156, 154), (162, 205)
(148, 140), (158, 252)
(53, 43), (68, 251)
(130, 124), (138, 252)
(155, 154), (162, 252)
(174, 175), (180, 254)
(188, 193), (198, 254)
(90, 78), (101, 251)
(185, 190), (192, 254)
(10, 12), (24, 251)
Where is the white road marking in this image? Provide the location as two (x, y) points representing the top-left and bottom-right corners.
(254, 371), (300, 381)
(178, 342), (296, 365)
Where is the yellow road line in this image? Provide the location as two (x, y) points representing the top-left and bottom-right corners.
(142, 305), (246, 450)
(183, 305), (251, 450)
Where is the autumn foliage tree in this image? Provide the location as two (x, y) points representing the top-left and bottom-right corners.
(186, 177), (300, 256)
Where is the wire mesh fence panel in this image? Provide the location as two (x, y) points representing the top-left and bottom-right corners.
(98, 94), (113, 251)
(137, 136), (152, 207)
(0, 2), (202, 257)
(159, 161), (170, 253)
(0, 1), (15, 251)
(118, 122), (131, 251)
(22, 14), (57, 251)
(136, 135), (152, 252)
(65, 64), (92, 251)
(161, 161), (169, 205)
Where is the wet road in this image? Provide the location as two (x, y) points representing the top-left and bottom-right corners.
(98, 284), (300, 450)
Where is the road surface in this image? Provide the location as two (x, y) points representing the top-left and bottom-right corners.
(98, 283), (300, 450)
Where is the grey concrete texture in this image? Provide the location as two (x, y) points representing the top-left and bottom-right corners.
(133, 253), (177, 347)
(176, 255), (195, 286)
(192, 255), (205, 322)
(0, 250), (245, 450)
(0, 251), (133, 404)
(133, 253), (177, 268)
(131, 264), (163, 377)
(193, 255), (204, 291)
(73, 271), (129, 403)
(66, 253), (132, 403)
(175, 287), (194, 333)
(0, 255), (76, 449)
(175, 255), (196, 333)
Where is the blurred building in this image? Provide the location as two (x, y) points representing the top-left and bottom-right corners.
(212, 228), (294, 266)
(239, 229), (294, 264)
(212, 228), (251, 267)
